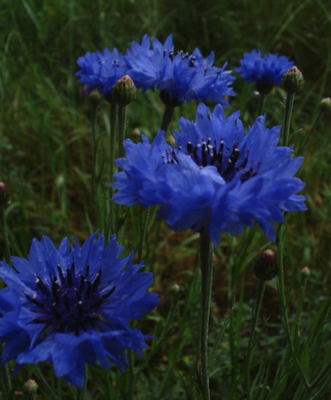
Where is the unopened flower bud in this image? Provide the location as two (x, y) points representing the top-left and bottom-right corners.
(282, 67), (304, 94)
(253, 249), (278, 281)
(23, 379), (38, 400)
(301, 267), (311, 277)
(113, 75), (136, 106)
(0, 182), (9, 207)
(319, 98), (331, 116)
(88, 89), (103, 107)
(171, 284), (180, 292)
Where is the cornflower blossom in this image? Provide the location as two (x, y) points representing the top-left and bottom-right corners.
(76, 48), (129, 97)
(125, 34), (236, 107)
(111, 103), (306, 244)
(0, 233), (159, 388)
(236, 50), (295, 93)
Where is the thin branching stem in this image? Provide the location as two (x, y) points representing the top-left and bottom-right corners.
(118, 105), (127, 159)
(282, 93), (295, 146)
(91, 104), (100, 229)
(257, 94), (265, 117)
(109, 102), (117, 236)
(160, 104), (174, 133)
(244, 279), (266, 398)
(277, 223), (311, 390)
(0, 205), (10, 263)
(0, 347), (12, 400)
(199, 229), (214, 400)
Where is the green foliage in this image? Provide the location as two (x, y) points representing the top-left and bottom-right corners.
(1, 0), (331, 398)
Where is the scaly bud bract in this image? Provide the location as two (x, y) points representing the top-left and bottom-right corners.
(253, 249), (278, 281)
(23, 379), (38, 400)
(282, 67), (304, 94)
(113, 75), (137, 107)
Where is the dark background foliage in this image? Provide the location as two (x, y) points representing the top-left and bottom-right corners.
(1, 0), (331, 398)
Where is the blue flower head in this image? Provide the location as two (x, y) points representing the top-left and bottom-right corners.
(112, 103), (306, 244)
(0, 233), (159, 388)
(236, 50), (295, 93)
(125, 34), (236, 107)
(76, 48), (129, 98)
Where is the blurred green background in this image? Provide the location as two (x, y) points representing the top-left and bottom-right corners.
(1, 0), (331, 398)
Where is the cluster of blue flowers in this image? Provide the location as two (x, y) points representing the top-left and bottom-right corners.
(0, 33), (304, 393)
(76, 34), (236, 107)
(0, 233), (159, 388)
(112, 103), (306, 245)
(236, 50), (295, 93)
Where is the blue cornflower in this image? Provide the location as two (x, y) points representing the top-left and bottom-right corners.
(0, 233), (159, 388)
(112, 103), (306, 244)
(125, 34), (236, 107)
(236, 50), (295, 93)
(76, 48), (129, 97)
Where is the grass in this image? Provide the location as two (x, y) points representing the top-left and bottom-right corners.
(1, 0), (331, 398)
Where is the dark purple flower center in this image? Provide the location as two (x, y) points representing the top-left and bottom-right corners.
(163, 49), (196, 66)
(24, 262), (115, 336)
(163, 139), (261, 183)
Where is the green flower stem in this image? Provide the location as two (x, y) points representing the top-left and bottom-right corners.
(118, 105), (127, 159)
(257, 94), (265, 117)
(127, 350), (135, 400)
(199, 229), (214, 400)
(277, 223), (310, 390)
(278, 88), (311, 390)
(282, 93), (295, 146)
(115, 105), (127, 236)
(297, 110), (323, 155)
(0, 205), (10, 263)
(109, 102), (117, 236)
(0, 347), (12, 400)
(91, 104), (101, 230)
(244, 279), (266, 399)
(137, 207), (150, 262)
(160, 104), (174, 133)
(125, 207), (150, 400)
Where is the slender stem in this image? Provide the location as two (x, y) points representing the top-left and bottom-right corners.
(277, 89), (311, 390)
(160, 105), (174, 133)
(277, 223), (311, 390)
(127, 350), (135, 400)
(244, 280), (266, 398)
(282, 93), (295, 146)
(199, 229), (214, 400)
(109, 102), (117, 236)
(137, 207), (150, 262)
(0, 347), (12, 400)
(257, 94), (265, 117)
(118, 106), (127, 159)
(91, 104), (100, 229)
(0, 205), (10, 263)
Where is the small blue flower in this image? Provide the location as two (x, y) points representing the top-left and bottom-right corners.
(0, 233), (159, 388)
(112, 103), (306, 244)
(76, 48), (128, 97)
(236, 50), (295, 92)
(125, 34), (236, 107)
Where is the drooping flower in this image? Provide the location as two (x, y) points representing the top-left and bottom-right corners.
(125, 34), (236, 107)
(236, 50), (295, 94)
(0, 233), (159, 388)
(112, 103), (306, 244)
(76, 48), (129, 98)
